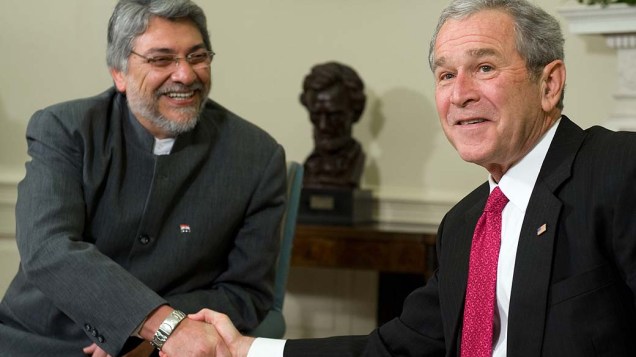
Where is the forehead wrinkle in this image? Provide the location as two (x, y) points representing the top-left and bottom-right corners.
(433, 47), (498, 72)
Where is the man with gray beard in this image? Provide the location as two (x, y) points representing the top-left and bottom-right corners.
(0, 1), (286, 356)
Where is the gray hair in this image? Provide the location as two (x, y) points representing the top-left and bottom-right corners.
(107, 0), (211, 73)
(428, 0), (565, 108)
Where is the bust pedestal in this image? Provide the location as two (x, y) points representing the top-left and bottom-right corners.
(298, 187), (373, 225)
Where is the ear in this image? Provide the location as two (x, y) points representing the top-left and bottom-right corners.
(540, 59), (565, 112)
(110, 68), (127, 93)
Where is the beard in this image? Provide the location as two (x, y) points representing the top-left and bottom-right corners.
(126, 80), (210, 137)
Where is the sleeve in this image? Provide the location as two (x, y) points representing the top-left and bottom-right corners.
(611, 133), (636, 296)
(15, 109), (166, 356)
(164, 144), (287, 331)
(367, 270), (446, 356)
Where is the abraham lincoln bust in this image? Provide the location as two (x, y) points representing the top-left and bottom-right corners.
(300, 62), (366, 189)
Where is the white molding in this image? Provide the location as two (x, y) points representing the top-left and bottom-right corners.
(373, 195), (450, 229)
(558, 3), (636, 35)
(0, 171), (456, 236)
(559, 2), (636, 133)
(0, 169), (19, 297)
(0, 171), (19, 237)
(368, 185), (464, 228)
(0, 238), (19, 297)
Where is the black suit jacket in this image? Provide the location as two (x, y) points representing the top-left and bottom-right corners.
(286, 117), (636, 356)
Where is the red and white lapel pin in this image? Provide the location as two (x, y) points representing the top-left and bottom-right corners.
(180, 224), (191, 233)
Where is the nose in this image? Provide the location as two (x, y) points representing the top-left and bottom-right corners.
(170, 60), (198, 85)
(316, 114), (331, 131)
(450, 72), (479, 108)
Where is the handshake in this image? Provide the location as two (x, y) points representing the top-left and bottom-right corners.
(157, 309), (256, 357)
(83, 308), (259, 357)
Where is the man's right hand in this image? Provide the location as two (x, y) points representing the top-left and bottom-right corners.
(141, 305), (230, 357)
(160, 317), (231, 357)
(187, 309), (255, 357)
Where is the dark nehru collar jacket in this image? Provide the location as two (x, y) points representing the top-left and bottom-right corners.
(0, 87), (286, 356)
(285, 116), (636, 357)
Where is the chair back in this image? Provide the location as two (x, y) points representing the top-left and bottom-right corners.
(248, 161), (303, 338)
(273, 161), (303, 311)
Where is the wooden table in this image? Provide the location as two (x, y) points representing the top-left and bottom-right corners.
(291, 223), (437, 324)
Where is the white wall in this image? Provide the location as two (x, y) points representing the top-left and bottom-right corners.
(0, 0), (619, 337)
(0, 0), (617, 202)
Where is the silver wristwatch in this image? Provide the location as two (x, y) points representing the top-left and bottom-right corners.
(150, 309), (187, 350)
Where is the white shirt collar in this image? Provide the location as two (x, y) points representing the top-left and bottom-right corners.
(153, 137), (176, 156)
(489, 118), (561, 213)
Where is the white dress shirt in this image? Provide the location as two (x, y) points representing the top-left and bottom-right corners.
(491, 119), (559, 357)
(248, 119), (561, 357)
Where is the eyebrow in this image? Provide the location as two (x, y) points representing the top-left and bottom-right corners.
(433, 47), (499, 71)
(142, 43), (207, 55)
(468, 48), (498, 58)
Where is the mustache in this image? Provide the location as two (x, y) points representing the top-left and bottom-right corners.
(156, 82), (205, 96)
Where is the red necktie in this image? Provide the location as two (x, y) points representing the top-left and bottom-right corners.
(460, 186), (509, 357)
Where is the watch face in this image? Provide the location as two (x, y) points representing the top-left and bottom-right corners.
(160, 322), (174, 334)
(151, 310), (186, 350)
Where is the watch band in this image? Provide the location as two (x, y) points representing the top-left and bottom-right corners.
(150, 309), (187, 350)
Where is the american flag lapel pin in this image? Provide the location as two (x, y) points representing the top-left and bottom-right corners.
(180, 224), (191, 233)
(537, 223), (547, 236)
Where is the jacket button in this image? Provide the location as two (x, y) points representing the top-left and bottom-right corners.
(138, 234), (150, 245)
(84, 323), (92, 332)
(97, 335), (105, 343)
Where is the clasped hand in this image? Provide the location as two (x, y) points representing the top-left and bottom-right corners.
(84, 311), (247, 357)
(156, 310), (254, 357)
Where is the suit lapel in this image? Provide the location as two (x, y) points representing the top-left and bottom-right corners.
(506, 183), (561, 355)
(507, 117), (585, 356)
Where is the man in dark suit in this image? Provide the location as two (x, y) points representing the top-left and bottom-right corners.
(188, 0), (636, 356)
(0, 0), (285, 356)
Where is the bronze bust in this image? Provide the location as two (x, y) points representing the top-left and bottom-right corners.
(300, 62), (366, 189)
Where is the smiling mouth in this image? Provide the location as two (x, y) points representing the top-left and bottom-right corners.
(166, 91), (195, 100)
(457, 118), (486, 125)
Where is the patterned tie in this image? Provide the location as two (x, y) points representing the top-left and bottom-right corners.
(460, 186), (509, 357)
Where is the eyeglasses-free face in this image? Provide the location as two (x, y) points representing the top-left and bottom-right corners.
(432, 10), (562, 181)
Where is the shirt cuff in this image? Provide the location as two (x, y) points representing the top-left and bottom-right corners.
(247, 337), (287, 357)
